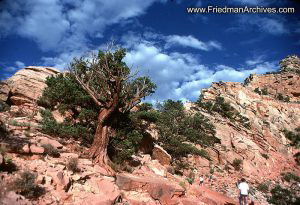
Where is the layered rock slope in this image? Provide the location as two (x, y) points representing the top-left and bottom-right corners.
(0, 57), (299, 205)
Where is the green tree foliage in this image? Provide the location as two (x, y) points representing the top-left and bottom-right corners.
(196, 96), (251, 128)
(156, 100), (219, 160)
(38, 74), (98, 145)
(197, 96), (235, 119)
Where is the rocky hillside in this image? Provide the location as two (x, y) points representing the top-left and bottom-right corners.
(0, 56), (299, 205)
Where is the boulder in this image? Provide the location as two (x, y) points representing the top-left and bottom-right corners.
(152, 144), (172, 166)
(116, 173), (184, 205)
(3, 66), (59, 105)
(47, 171), (71, 192)
(22, 144), (45, 154)
(36, 136), (63, 149)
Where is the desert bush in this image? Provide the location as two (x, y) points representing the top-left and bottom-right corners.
(232, 158), (242, 171)
(283, 128), (300, 148)
(0, 156), (17, 173)
(281, 172), (300, 183)
(254, 88), (262, 95)
(294, 152), (300, 165)
(261, 153), (269, 159)
(0, 101), (9, 112)
(268, 184), (299, 205)
(67, 158), (79, 172)
(261, 88), (268, 95)
(257, 182), (269, 193)
(277, 93), (284, 101)
(12, 171), (45, 199)
(277, 93), (290, 102)
(41, 144), (60, 158)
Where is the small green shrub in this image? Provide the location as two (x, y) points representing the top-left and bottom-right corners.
(268, 184), (299, 205)
(232, 158), (242, 171)
(0, 101), (10, 112)
(261, 88), (268, 95)
(254, 88), (262, 95)
(67, 158), (79, 172)
(9, 120), (18, 126)
(281, 172), (300, 183)
(179, 181), (186, 190)
(41, 144), (60, 158)
(261, 153), (269, 159)
(12, 171), (45, 199)
(277, 93), (284, 101)
(257, 182), (269, 193)
(283, 128), (300, 148)
(0, 156), (17, 173)
(277, 93), (290, 102)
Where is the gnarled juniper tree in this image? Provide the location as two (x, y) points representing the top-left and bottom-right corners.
(69, 48), (156, 175)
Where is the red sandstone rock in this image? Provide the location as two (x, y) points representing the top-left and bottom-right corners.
(152, 144), (172, 166)
(116, 173), (185, 205)
(47, 171), (71, 192)
(36, 136), (63, 149)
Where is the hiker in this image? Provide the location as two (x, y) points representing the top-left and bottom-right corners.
(199, 175), (204, 186)
(208, 174), (213, 186)
(238, 178), (249, 205)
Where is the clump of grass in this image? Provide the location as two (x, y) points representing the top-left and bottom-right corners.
(12, 171), (45, 199)
(179, 181), (186, 191)
(41, 144), (60, 158)
(67, 158), (79, 173)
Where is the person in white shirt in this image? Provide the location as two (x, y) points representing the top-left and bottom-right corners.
(199, 175), (204, 186)
(238, 178), (249, 205)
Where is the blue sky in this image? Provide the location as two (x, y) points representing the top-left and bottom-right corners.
(0, 0), (299, 103)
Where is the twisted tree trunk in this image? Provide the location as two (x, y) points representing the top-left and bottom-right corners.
(89, 108), (116, 176)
